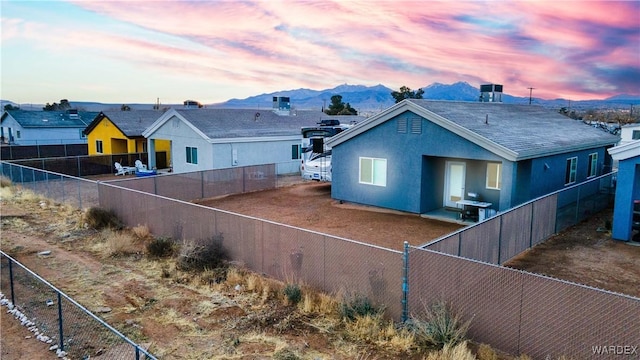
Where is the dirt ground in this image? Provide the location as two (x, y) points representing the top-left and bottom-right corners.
(2, 180), (639, 359)
(195, 181), (463, 251)
(504, 207), (640, 298)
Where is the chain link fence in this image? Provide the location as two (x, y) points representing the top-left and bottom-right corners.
(424, 172), (616, 264)
(1, 252), (157, 359)
(406, 246), (640, 359)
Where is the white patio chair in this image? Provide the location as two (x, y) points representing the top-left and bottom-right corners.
(134, 160), (148, 171)
(114, 162), (135, 176)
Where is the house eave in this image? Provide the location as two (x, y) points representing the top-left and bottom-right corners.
(208, 135), (301, 144)
(608, 140), (640, 161)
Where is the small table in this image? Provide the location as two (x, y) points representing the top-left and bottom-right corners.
(456, 200), (493, 221)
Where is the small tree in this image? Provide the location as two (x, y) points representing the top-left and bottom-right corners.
(121, 104), (131, 111)
(391, 86), (424, 103)
(324, 95), (357, 115)
(43, 99), (72, 111)
(3, 104), (19, 111)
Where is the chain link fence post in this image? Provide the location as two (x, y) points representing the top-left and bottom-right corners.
(402, 241), (409, 323)
(8, 257), (15, 304)
(57, 292), (65, 352)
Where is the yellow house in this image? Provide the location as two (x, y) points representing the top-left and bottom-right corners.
(84, 110), (171, 168)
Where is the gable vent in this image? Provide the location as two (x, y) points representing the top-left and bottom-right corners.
(397, 118), (407, 133)
(410, 118), (422, 134)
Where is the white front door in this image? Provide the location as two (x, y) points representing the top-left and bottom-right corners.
(444, 161), (466, 208)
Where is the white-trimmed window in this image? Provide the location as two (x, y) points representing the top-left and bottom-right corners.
(359, 157), (387, 186)
(96, 140), (103, 153)
(291, 144), (301, 160)
(587, 153), (597, 178)
(186, 146), (198, 164)
(565, 157), (577, 185)
(632, 130), (640, 140)
(486, 162), (502, 190)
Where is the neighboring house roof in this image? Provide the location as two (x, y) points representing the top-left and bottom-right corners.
(608, 140), (640, 161)
(143, 108), (366, 141)
(1, 110), (97, 128)
(84, 110), (165, 137)
(326, 100), (620, 161)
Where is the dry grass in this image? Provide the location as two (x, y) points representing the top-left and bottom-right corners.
(477, 343), (499, 360)
(90, 228), (140, 257)
(344, 313), (416, 354)
(0, 175), (12, 188)
(132, 224), (151, 239)
(425, 341), (475, 360)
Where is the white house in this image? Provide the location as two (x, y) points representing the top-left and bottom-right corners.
(142, 106), (364, 174)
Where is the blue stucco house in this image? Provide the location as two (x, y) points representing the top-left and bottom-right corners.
(325, 100), (619, 215)
(1, 109), (96, 145)
(608, 140), (640, 241)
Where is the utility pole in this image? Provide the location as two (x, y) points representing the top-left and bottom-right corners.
(527, 87), (535, 105)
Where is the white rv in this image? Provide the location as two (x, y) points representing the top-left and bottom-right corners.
(300, 119), (353, 182)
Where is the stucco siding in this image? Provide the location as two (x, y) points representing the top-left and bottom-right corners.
(332, 112), (506, 213)
(528, 147), (609, 200)
(211, 138), (301, 170)
(151, 116), (212, 173)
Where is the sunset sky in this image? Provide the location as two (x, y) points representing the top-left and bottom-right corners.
(1, 0), (639, 105)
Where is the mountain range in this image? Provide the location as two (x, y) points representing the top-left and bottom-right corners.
(3, 82), (639, 114)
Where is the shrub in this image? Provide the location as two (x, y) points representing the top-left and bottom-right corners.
(283, 284), (302, 305)
(408, 300), (471, 349)
(100, 229), (138, 257)
(339, 294), (381, 321)
(476, 343), (498, 360)
(0, 176), (12, 188)
(272, 348), (301, 360)
(132, 224), (151, 239)
(425, 341), (475, 360)
(177, 234), (228, 272)
(85, 207), (122, 230)
(146, 236), (174, 258)
(605, 219), (612, 230)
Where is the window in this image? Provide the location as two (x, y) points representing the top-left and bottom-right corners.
(359, 157), (387, 186)
(587, 153), (598, 178)
(79, 129), (87, 139)
(291, 144), (301, 160)
(186, 146), (198, 164)
(565, 157), (577, 185)
(486, 163), (502, 190)
(16, 131), (21, 139)
(96, 140), (103, 153)
(633, 130), (640, 140)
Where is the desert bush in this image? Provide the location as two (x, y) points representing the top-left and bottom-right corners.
(424, 341), (475, 360)
(0, 176), (12, 188)
(85, 207), (123, 230)
(177, 234), (228, 272)
(272, 348), (301, 360)
(339, 294), (382, 321)
(198, 267), (228, 285)
(146, 236), (174, 258)
(99, 229), (138, 257)
(283, 284), (302, 305)
(408, 300), (471, 349)
(476, 343), (498, 360)
(132, 224), (151, 239)
(605, 219), (612, 230)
